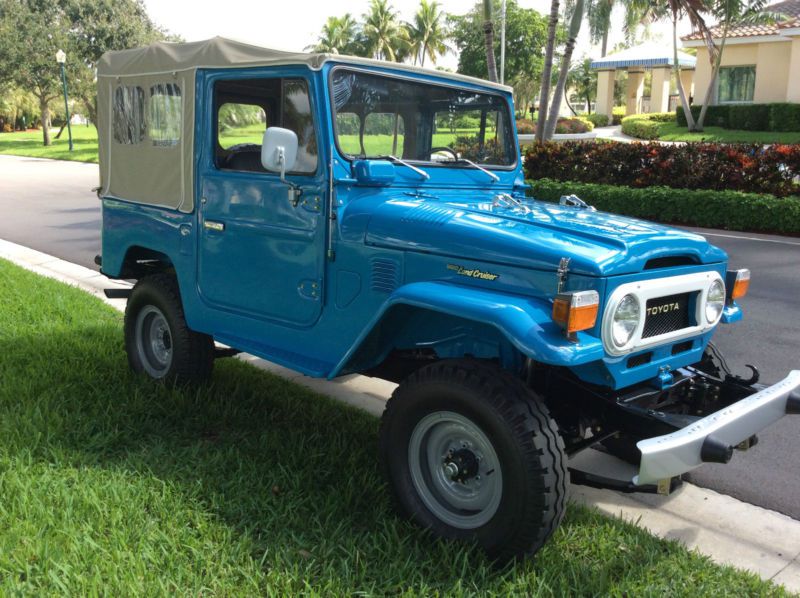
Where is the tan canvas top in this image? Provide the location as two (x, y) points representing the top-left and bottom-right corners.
(97, 36), (511, 91)
(97, 37), (510, 214)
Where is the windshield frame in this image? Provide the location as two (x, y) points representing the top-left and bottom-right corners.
(327, 65), (519, 172)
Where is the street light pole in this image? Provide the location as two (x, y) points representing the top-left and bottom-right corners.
(55, 49), (74, 152)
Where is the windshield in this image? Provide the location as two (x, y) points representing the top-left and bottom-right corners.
(331, 69), (516, 168)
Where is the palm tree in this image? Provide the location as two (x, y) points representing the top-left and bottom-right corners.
(307, 15), (360, 54)
(535, 0), (560, 144)
(482, 0), (498, 82)
(363, 0), (406, 61)
(588, 0), (654, 57)
(543, 0), (586, 140)
(406, 0), (449, 67)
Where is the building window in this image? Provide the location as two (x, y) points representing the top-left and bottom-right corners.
(717, 66), (755, 103)
(112, 86), (145, 144)
(149, 83), (182, 146)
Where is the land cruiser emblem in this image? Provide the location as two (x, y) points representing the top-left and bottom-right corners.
(647, 302), (681, 316)
(447, 264), (500, 281)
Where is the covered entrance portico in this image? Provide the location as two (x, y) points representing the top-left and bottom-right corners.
(590, 43), (696, 121)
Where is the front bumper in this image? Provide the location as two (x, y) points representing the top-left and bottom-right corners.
(635, 370), (800, 485)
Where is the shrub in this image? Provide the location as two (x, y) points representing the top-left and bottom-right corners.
(523, 141), (800, 197)
(517, 117), (594, 136)
(516, 119), (536, 134)
(611, 107), (626, 126)
(585, 113), (610, 127)
(729, 104), (770, 131)
(677, 102), (800, 132)
(529, 178), (800, 234)
(676, 105), (730, 128)
(769, 103), (800, 132)
(621, 115), (661, 140)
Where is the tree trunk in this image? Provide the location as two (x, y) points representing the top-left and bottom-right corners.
(695, 19), (729, 132)
(535, 0), (560, 144)
(544, 0), (584, 140)
(39, 98), (51, 146)
(601, 28), (608, 57)
(483, 0), (498, 83)
(672, 12), (696, 131)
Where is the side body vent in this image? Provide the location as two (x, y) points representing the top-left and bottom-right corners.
(371, 258), (401, 294)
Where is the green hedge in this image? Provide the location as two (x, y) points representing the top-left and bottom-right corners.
(529, 178), (800, 234)
(621, 113), (675, 140)
(585, 113), (610, 127)
(677, 103), (800, 132)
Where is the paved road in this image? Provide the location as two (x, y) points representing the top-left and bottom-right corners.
(2, 154), (799, 518)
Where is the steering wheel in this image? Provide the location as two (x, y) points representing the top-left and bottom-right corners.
(429, 146), (459, 161)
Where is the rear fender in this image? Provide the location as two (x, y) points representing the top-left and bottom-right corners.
(329, 281), (605, 378)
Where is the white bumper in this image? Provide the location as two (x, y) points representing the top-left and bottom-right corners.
(635, 370), (800, 485)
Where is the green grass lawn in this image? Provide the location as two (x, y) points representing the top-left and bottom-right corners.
(0, 126), (100, 163)
(653, 122), (800, 144)
(0, 258), (791, 596)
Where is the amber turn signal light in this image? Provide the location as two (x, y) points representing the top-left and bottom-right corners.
(552, 290), (600, 338)
(726, 269), (750, 301)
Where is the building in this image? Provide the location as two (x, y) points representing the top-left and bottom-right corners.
(590, 43), (696, 121)
(682, 0), (800, 105)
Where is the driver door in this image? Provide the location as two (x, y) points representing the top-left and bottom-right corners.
(197, 74), (325, 327)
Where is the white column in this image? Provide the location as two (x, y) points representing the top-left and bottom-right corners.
(626, 69), (645, 115)
(650, 67), (671, 113)
(595, 69), (616, 123)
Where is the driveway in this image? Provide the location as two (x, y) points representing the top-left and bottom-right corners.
(1, 154), (799, 518)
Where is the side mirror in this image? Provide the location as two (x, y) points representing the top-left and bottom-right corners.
(261, 127), (298, 174)
(261, 127), (302, 206)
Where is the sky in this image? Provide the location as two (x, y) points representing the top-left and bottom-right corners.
(142, 0), (694, 76)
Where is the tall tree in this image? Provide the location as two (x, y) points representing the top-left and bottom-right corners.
(543, 0), (586, 140)
(307, 14), (361, 55)
(362, 0), (407, 61)
(406, 0), (449, 67)
(566, 57), (596, 113)
(449, 1), (551, 87)
(694, 0), (772, 130)
(482, 0), (498, 82)
(535, 0), (560, 144)
(0, 0), (81, 145)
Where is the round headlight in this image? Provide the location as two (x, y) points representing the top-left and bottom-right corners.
(612, 294), (640, 347)
(706, 279), (725, 323)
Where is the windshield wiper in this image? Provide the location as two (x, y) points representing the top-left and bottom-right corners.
(450, 157), (499, 183)
(386, 155), (430, 180)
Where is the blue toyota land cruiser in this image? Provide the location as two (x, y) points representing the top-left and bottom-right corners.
(96, 38), (799, 561)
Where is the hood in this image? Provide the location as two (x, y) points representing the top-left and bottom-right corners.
(362, 193), (727, 276)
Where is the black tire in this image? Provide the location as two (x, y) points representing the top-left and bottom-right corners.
(379, 359), (568, 562)
(124, 273), (214, 384)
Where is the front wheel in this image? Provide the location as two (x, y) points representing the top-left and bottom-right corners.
(124, 273), (214, 384)
(379, 360), (568, 562)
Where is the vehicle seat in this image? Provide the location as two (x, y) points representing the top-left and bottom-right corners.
(223, 144), (266, 172)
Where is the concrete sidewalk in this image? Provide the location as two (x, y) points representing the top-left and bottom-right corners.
(1, 237), (799, 592)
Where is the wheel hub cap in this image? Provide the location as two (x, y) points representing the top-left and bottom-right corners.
(408, 411), (503, 530)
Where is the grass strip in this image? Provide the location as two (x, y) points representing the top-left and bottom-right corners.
(0, 259), (791, 595)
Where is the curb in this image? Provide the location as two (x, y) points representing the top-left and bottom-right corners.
(1, 237), (799, 592)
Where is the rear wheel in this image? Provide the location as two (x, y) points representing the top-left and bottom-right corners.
(379, 360), (568, 562)
(124, 273), (214, 384)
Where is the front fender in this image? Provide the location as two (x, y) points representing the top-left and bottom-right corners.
(328, 281), (605, 378)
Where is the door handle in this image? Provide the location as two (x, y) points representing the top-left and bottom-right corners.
(204, 220), (225, 232)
